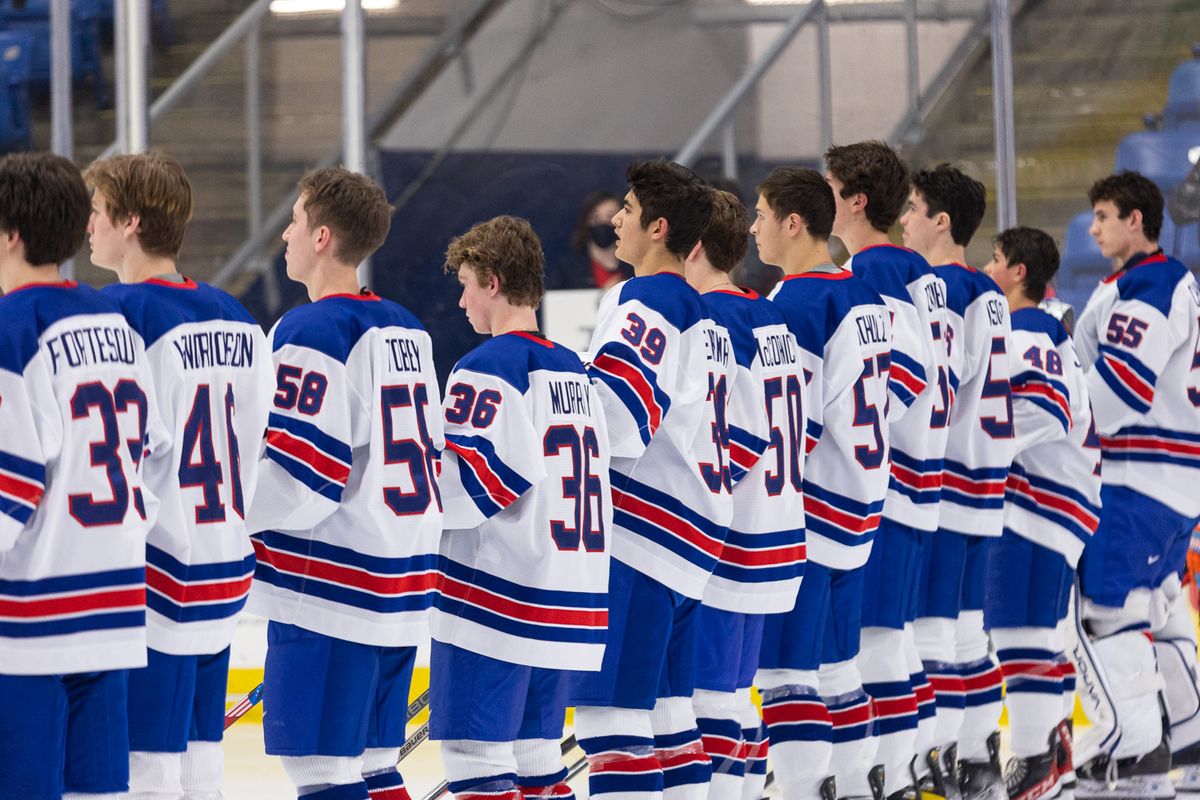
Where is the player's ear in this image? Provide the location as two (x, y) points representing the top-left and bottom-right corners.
(122, 213), (141, 239)
(1127, 208), (1144, 235)
(786, 212), (804, 236)
(486, 272), (502, 297)
(649, 216), (668, 243)
(935, 211), (951, 234)
(685, 240), (703, 264)
(313, 224), (333, 254)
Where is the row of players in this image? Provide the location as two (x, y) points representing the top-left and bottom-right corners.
(0, 142), (1197, 800)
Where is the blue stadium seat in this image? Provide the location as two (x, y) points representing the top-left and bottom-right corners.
(1056, 210), (1111, 311)
(0, 0), (105, 102)
(1163, 60), (1200, 129)
(1114, 130), (1200, 192)
(1161, 215), (1200, 271)
(0, 31), (32, 151)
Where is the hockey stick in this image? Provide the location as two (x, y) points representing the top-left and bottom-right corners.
(223, 683), (431, 731)
(417, 731), (581, 800)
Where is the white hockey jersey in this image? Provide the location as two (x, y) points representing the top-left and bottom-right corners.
(246, 292), (444, 647)
(1074, 252), (1200, 519)
(0, 281), (160, 675)
(1004, 308), (1102, 566)
(933, 263), (1015, 537)
(433, 331), (612, 671)
(104, 278), (272, 656)
(769, 265), (892, 571)
(699, 289), (806, 614)
(586, 273), (734, 599)
(847, 245), (951, 532)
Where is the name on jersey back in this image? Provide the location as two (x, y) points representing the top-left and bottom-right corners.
(45, 323), (137, 374)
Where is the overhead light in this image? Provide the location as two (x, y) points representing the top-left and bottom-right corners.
(1189, 145), (1200, 165)
(270, 0), (398, 14)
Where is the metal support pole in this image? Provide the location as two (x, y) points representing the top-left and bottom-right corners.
(989, 0), (1017, 230)
(721, 122), (738, 182)
(342, 0), (368, 285)
(113, 0), (127, 151)
(817, 0), (833, 158)
(245, 20), (262, 237)
(50, 0), (72, 158)
(905, 0), (920, 117)
(119, 0), (150, 152)
(675, 0), (821, 167)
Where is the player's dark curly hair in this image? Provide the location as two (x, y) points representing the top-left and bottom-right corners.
(0, 152), (89, 265)
(626, 159), (714, 258)
(824, 140), (910, 233)
(911, 164), (987, 247)
(445, 215), (545, 309)
(995, 226), (1059, 303)
(1088, 171), (1164, 242)
(756, 167), (835, 239)
(700, 189), (749, 273)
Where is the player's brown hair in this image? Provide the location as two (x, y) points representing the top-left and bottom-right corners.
(824, 140), (911, 233)
(444, 215), (545, 309)
(995, 226), (1060, 303)
(84, 151), (193, 258)
(297, 167), (393, 266)
(700, 189), (749, 273)
(757, 167), (835, 239)
(0, 152), (89, 265)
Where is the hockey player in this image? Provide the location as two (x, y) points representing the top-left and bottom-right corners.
(245, 168), (444, 800)
(982, 227), (1101, 800)
(84, 151), (273, 800)
(825, 143), (952, 800)
(0, 152), (160, 798)
(901, 164), (1015, 799)
(684, 189), (807, 800)
(570, 159), (732, 800)
(752, 166), (893, 800)
(1072, 171), (1200, 799)
(430, 215), (612, 800)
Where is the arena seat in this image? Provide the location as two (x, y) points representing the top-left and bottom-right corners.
(0, 30), (32, 151)
(1055, 210), (1111, 311)
(1114, 130), (1200, 192)
(1163, 59), (1200, 129)
(0, 0), (106, 103)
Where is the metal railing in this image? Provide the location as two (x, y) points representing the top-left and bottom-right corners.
(676, 0), (1003, 180)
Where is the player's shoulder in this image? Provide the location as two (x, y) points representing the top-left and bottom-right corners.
(1105, 253), (1194, 317)
(453, 332), (584, 394)
(102, 277), (260, 347)
(850, 243), (933, 301)
(272, 292), (425, 361)
(0, 281), (119, 374)
(703, 288), (788, 368)
(1010, 307), (1068, 346)
(617, 272), (704, 332)
(933, 262), (1002, 311)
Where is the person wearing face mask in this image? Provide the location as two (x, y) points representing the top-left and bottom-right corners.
(554, 190), (634, 290)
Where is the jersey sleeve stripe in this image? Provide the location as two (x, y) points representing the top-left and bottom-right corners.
(0, 566), (145, 638)
(1005, 466), (1100, 535)
(590, 347), (669, 439)
(718, 528), (806, 569)
(802, 479), (885, 546)
(611, 472), (728, 569)
(437, 560), (607, 630)
(1096, 345), (1156, 411)
(266, 412), (353, 463)
(805, 419), (823, 455)
(888, 351), (928, 407)
(444, 434), (531, 511)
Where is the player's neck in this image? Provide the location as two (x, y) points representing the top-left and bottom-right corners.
(781, 241), (833, 276)
(1, 261), (61, 293)
(1113, 238), (1159, 268)
(489, 305), (539, 337)
(923, 240), (966, 268)
(119, 253), (180, 284)
(837, 224), (890, 256)
(634, 249), (684, 278)
(1007, 289), (1037, 313)
(307, 262), (363, 301)
(685, 259), (737, 294)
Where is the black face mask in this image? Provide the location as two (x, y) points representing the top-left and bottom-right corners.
(589, 224), (618, 249)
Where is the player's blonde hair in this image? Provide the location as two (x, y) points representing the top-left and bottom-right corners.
(444, 216), (545, 309)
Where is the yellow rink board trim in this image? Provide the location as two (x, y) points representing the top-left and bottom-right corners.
(226, 668), (1087, 728)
